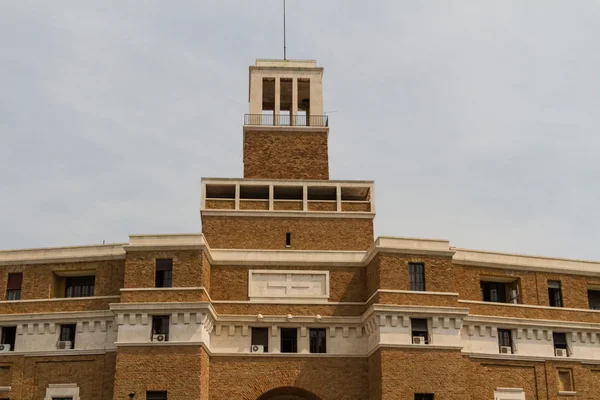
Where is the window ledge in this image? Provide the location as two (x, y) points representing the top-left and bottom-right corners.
(558, 391), (576, 396)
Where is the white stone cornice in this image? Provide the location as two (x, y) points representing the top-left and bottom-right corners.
(0, 244), (125, 266)
(0, 295), (120, 305)
(453, 248), (600, 277)
(209, 249), (364, 267)
(460, 299), (600, 314)
(465, 314), (600, 330)
(110, 301), (217, 319)
(0, 310), (113, 324)
(124, 233), (207, 252)
(201, 210), (375, 219)
(362, 304), (469, 322)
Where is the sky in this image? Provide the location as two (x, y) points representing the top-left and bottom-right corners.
(1, 1), (599, 260)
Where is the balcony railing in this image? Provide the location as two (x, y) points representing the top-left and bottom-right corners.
(244, 114), (328, 127)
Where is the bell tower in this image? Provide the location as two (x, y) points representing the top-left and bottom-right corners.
(201, 59), (374, 251)
(244, 59), (329, 180)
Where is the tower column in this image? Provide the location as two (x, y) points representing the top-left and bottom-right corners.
(291, 77), (298, 125)
(274, 77), (281, 126)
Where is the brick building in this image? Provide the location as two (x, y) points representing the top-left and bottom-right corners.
(1, 59), (600, 400)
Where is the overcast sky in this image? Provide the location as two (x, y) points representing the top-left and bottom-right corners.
(1, 1), (599, 260)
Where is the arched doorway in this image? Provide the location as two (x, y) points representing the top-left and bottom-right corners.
(256, 387), (321, 400)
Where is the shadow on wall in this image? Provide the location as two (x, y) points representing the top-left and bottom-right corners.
(256, 386), (321, 400)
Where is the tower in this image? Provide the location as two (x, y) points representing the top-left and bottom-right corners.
(201, 59), (375, 250)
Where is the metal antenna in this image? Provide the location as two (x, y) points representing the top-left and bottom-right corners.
(283, 0), (287, 60)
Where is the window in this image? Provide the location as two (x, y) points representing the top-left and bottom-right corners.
(285, 232), (291, 247)
(557, 369), (574, 392)
(411, 318), (429, 344)
(280, 328), (297, 353)
(59, 324), (76, 348)
(65, 276), (95, 298)
(309, 328), (326, 353)
(553, 332), (568, 356)
(498, 329), (513, 353)
(146, 391), (167, 400)
(152, 316), (170, 341)
(6, 273), (22, 300)
(415, 395), (434, 400)
(155, 259), (173, 288)
(1, 326), (16, 351)
(588, 290), (600, 310)
(481, 281), (507, 303)
(251, 327), (269, 352)
(409, 263), (425, 291)
(52, 398), (73, 400)
(548, 280), (563, 307)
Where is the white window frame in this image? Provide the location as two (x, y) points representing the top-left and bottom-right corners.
(494, 387), (525, 400)
(44, 383), (80, 400)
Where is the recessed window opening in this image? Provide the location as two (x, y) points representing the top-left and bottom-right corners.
(147, 391), (168, 400)
(411, 318), (429, 344)
(155, 259), (173, 288)
(480, 279), (519, 304)
(341, 186), (370, 201)
(251, 327), (269, 353)
(274, 186), (302, 200)
(307, 186), (336, 201)
(553, 332), (569, 356)
(152, 315), (170, 341)
(548, 280), (563, 307)
(285, 232), (291, 247)
(414, 395), (434, 400)
(280, 328), (297, 353)
(298, 78), (310, 123)
(262, 78), (275, 112)
(65, 276), (95, 298)
(6, 273), (22, 300)
(1, 326), (16, 351)
(240, 185), (269, 200)
(409, 263), (425, 291)
(59, 324), (76, 349)
(498, 328), (513, 354)
(557, 369), (574, 392)
(205, 184), (235, 199)
(588, 289), (600, 310)
(309, 328), (327, 353)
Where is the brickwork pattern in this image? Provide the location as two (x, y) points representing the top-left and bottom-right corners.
(243, 130), (329, 180)
(202, 216), (373, 250)
(124, 250), (206, 289)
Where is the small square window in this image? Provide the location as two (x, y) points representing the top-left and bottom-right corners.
(1, 326), (16, 351)
(557, 369), (574, 392)
(498, 329), (513, 354)
(411, 319), (429, 344)
(251, 327), (269, 352)
(552, 332), (568, 356)
(59, 324), (76, 349)
(309, 328), (326, 353)
(146, 391), (167, 400)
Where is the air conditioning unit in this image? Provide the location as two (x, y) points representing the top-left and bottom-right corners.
(555, 348), (568, 357)
(500, 346), (512, 354)
(251, 345), (264, 353)
(57, 341), (72, 350)
(413, 336), (426, 345)
(152, 334), (167, 342)
(0, 344), (11, 352)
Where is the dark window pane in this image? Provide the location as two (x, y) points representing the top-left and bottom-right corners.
(481, 281), (507, 303)
(409, 263), (425, 291)
(309, 328), (326, 353)
(415, 394), (434, 400)
(411, 319), (429, 344)
(498, 329), (512, 350)
(1, 326), (16, 351)
(553, 332), (567, 349)
(548, 281), (563, 307)
(147, 391), (167, 400)
(281, 328), (297, 353)
(6, 273), (23, 300)
(65, 276), (95, 298)
(60, 324), (76, 347)
(152, 316), (170, 338)
(156, 259), (173, 288)
(588, 290), (600, 310)
(251, 327), (269, 352)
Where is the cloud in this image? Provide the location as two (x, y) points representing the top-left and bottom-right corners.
(0, 0), (599, 260)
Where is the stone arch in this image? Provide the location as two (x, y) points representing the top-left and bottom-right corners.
(256, 387), (322, 400)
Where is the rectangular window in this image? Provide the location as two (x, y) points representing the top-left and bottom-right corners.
(285, 232), (291, 247)
(155, 259), (173, 288)
(6, 273), (22, 300)
(152, 316), (170, 341)
(414, 395), (434, 400)
(52, 398), (73, 400)
(411, 318), (429, 344)
(1, 326), (16, 351)
(251, 327), (269, 353)
(146, 391), (167, 400)
(65, 276), (95, 298)
(587, 290), (600, 310)
(557, 369), (574, 392)
(553, 332), (568, 356)
(408, 263), (425, 291)
(480, 281), (507, 303)
(59, 324), (76, 348)
(280, 328), (297, 353)
(309, 328), (327, 353)
(548, 280), (563, 307)
(498, 328), (513, 353)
